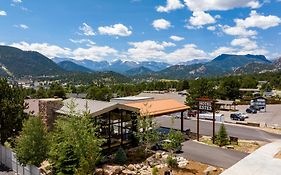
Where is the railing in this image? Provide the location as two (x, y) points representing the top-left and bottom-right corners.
(0, 144), (40, 175)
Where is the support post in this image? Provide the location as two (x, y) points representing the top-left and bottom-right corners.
(120, 110), (123, 146)
(108, 112), (111, 151)
(181, 111), (184, 132)
(197, 102), (200, 141)
(212, 102), (215, 144)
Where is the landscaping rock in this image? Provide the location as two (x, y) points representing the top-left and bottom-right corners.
(122, 169), (137, 175)
(103, 165), (122, 175)
(127, 164), (135, 171)
(204, 166), (217, 175)
(95, 168), (104, 175)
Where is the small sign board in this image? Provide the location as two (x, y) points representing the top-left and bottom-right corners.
(199, 101), (212, 111)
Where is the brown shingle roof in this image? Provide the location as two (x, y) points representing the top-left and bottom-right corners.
(125, 99), (189, 116)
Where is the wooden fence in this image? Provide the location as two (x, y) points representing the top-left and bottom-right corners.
(0, 144), (40, 175)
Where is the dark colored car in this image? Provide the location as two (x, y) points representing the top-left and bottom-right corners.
(230, 113), (245, 121)
(246, 107), (257, 114)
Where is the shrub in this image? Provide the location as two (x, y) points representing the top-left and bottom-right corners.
(152, 166), (158, 175)
(215, 123), (229, 147)
(114, 147), (127, 165)
(166, 155), (178, 168)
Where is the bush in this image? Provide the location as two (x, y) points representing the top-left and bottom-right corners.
(215, 123), (229, 147)
(152, 166), (158, 175)
(114, 147), (127, 165)
(166, 155), (178, 168)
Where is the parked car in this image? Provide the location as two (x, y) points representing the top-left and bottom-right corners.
(230, 113), (245, 121)
(239, 113), (249, 119)
(246, 107), (257, 114)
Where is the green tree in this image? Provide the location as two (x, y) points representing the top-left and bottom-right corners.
(48, 82), (66, 98)
(163, 129), (184, 153)
(35, 86), (48, 98)
(135, 116), (160, 155)
(0, 79), (27, 145)
(15, 116), (48, 166)
(186, 78), (215, 109)
(49, 110), (104, 174)
(240, 76), (258, 88)
(215, 124), (229, 147)
(218, 77), (241, 100)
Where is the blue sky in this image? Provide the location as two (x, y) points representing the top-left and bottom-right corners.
(0, 0), (281, 64)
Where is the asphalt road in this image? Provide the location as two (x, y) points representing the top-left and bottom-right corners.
(156, 116), (281, 142)
(180, 141), (248, 169)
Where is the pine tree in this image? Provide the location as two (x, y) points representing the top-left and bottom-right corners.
(215, 123), (229, 147)
(15, 117), (48, 166)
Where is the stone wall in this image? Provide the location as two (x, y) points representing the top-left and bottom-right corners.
(38, 99), (63, 130)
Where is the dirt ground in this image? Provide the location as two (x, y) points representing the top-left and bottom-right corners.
(158, 160), (223, 175)
(199, 136), (264, 153)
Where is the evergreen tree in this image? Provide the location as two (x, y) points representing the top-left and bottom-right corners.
(215, 124), (229, 147)
(0, 78), (27, 145)
(15, 116), (48, 166)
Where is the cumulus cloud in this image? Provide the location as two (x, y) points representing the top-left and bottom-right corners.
(189, 11), (216, 28)
(170, 35), (184, 41)
(210, 38), (268, 58)
(166, 44), (208, 63)
(98, 23), (132, 37)
(152, 19), (171, 30)
(69, 39), (96, 46)
(183, 0), (261, 11)
(72, 46), (118, 60)
(79, 23), (95, 36)
(10, 41), (118, 61)
(207, 26), (216, 31)
(235, 11), (281, 29)
(12, 0), (22, 3)
(10, 42), (71, 58)
(127, 40), (175, 61)
(231, 38), (257, 50)
(156, 0), (184, 12)
(0, 10), (7, 16)
(14, 24), (29, 30)
(222, 25), (257, 37)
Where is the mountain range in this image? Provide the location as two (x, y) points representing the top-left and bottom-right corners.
(1, 45), (281, 81)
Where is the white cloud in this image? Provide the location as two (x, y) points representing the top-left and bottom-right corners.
(69, 39), (96, 46)
(98, 23), (132, 37)
(152, 19), (171, 30)
(72, 46), (118, 61)
(14, 24), (29, 30)
(0, 11), (7, 16)
(207, 26), (216, 31)
(10, 41), (118, 61)
(235, 11), (281, 29)
(170, 35), (184, 41)
(10, 42), (71, 58)
(127, 40), (175, 61)
(189, 11), (216, 27)
(222, 25), (257, 36)
(210, 47), (236, 57)
(231, 38), (257, 50)
(166, 44), (208, 62)
(156, 0), (184, 12)
(79, 23), (95, 36)
(183, 0), (261, 11)
(12, 0), (22, 3)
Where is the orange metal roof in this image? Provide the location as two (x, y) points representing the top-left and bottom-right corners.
(125, 99), (189, 117)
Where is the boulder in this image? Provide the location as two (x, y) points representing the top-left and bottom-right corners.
(95, 168), (104, 175)
(103, 165), (123, 175)
(128, 164), (135, 171)
(122, 169), (137, 175)
(204, 166), (217, 175)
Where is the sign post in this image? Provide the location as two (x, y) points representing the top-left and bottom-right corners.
(196, 98), (216, 144)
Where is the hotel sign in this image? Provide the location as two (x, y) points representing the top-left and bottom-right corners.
(199, 101), (212, 111)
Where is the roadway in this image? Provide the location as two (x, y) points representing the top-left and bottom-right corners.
(156, 116), (281, 142)
(156, 116), (281, 168)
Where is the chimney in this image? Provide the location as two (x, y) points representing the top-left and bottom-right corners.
(38, 98), (63, 130)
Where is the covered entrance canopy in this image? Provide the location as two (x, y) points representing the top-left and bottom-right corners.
(125, 99), (189, 132)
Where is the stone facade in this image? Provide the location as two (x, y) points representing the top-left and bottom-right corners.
(38, 98), (63, 130)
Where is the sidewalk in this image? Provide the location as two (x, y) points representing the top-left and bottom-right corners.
(221, 141), (281, 175)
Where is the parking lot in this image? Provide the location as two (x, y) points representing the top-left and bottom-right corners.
(221, 104), (281, 127)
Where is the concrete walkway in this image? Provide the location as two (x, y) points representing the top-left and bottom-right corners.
(221, 141), (281, 175)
